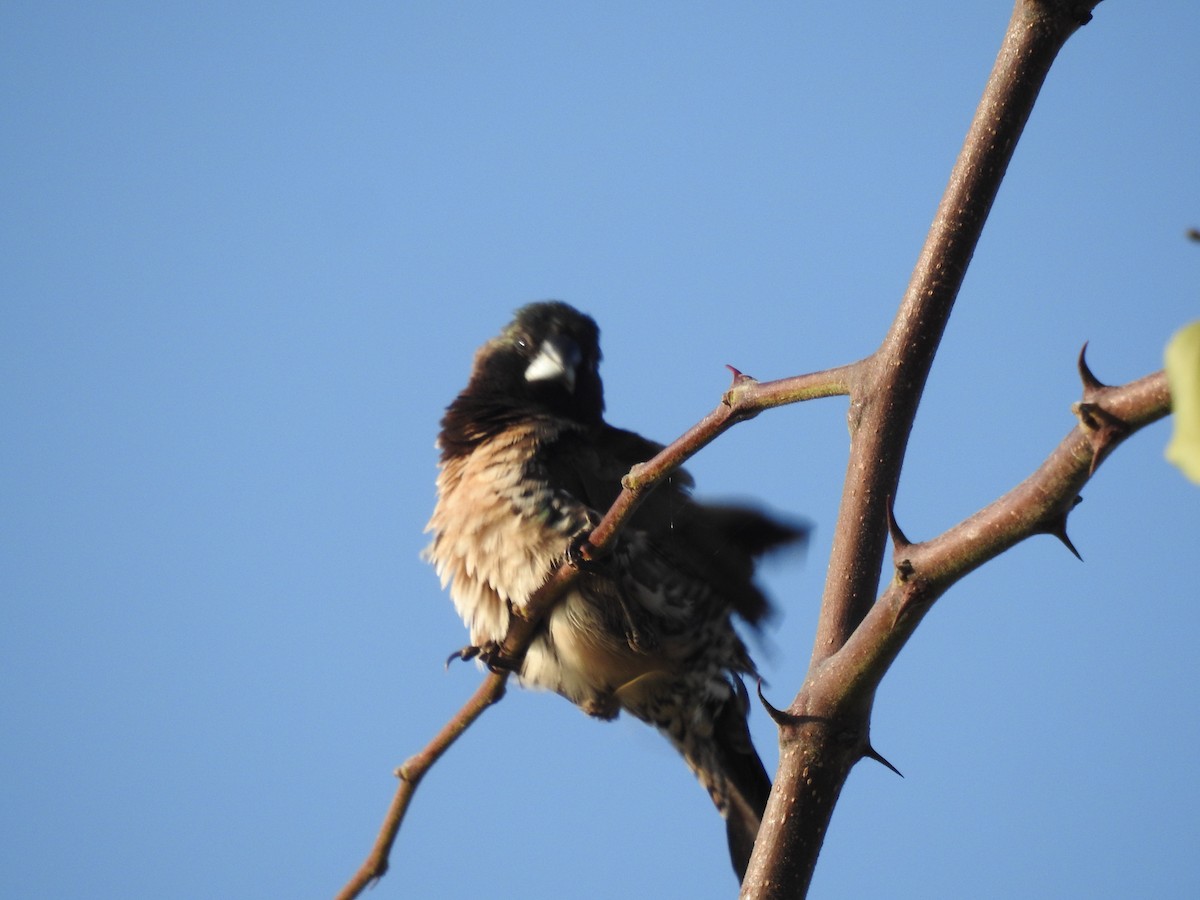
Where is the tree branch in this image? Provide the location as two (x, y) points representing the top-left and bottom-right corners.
(741, 361), (1167, 899)
(342, 4), (1158, 897)
(743, 1), (1105, 895)
(335, 672), (507, 900)
(832, 367), (1170, 710)
(336, 364), (854, 898)
(812, 0), (1100, 668)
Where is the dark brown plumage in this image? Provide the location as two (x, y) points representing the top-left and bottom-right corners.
(424, 301), (804, 880)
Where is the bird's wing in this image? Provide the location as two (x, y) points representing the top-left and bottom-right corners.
(544, 425), (806, 627)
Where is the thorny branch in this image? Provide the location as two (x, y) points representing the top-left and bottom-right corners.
(826, 364), (1170, 716)
(339, 1), (1178, 898)
(742, 1), (1112, 895)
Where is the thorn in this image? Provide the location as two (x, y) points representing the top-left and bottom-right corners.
(863, 743), (904, 778)
(886, 497), (916, 581)
(723, 365), (760, 410)
(886, 495), (910, 548)
(1040, 503), (1083, 561)
(1053, 528), (1083, 562)
(725, 364), (756, 385)
(886, 495), (911, 550)
(1077, 342), (1107, 398)
(756, 678), (796, 727)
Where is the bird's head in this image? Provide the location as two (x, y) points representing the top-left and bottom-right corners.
(477, 301), (605, 424)
(440, 302), (606, 455)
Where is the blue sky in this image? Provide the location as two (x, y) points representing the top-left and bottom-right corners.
(3, 3), (1198, 898)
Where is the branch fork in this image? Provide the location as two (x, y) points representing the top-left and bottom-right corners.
(339, 3), (1179, 898)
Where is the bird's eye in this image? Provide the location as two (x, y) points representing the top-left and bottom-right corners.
(514, 334), (530, 351)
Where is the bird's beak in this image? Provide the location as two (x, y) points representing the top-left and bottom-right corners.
(525, 336), (581, 393)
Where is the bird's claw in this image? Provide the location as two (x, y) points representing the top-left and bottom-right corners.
(445, 644), (482, 669)
(612, 593), (658, 653)
(445, 640), (516, 673)
(566, 532), (605, 570)
(625, 623), (658, 653)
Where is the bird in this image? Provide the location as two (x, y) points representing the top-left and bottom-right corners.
(424, 301), (805, 880)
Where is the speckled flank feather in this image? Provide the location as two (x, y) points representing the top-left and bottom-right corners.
(425, 418), (588, 643)
(424, 416), (637, 715)
(424, 301), (804, 880)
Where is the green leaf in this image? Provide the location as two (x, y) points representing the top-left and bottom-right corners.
(1165, 320), (1200, 484)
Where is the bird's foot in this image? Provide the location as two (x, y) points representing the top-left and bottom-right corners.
(565, 532), (607, 570)
(614, 595), (658, 653)
(581, 692), (620, 721)
(444, 640), (517, 674)
(623, 621), (658, 654)
(565, 531), (652, 652)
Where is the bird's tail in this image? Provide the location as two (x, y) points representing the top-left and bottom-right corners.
(675, 680), (772, 882)
(619, 670), (771, 881)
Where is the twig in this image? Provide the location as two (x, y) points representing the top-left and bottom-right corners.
(334, 672), (507, 900)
